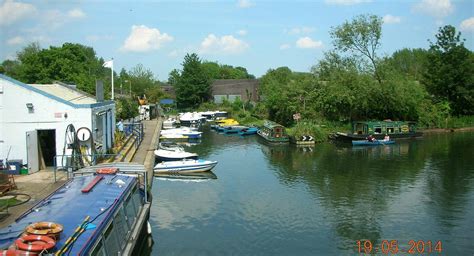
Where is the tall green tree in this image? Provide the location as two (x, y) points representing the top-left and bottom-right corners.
(423, 25), (474, 116)
(175, 53), (211, 109)
(128, 63), (156, 96)
(4, 42), (110, 95)
(260, 67), (318, 125)
(330, 14), (383, 83)
(383, 48), (428, 81)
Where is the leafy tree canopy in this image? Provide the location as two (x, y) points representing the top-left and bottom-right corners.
(330, 14), (383, 83)
(174, 53), (211, 109)
(423, 25), (474, 116)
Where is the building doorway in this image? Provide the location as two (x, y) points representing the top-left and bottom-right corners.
(38, 129), (56, 167)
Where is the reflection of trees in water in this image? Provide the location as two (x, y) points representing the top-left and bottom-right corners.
(422, 133), (474, 234)
(259, 137), (473, 250)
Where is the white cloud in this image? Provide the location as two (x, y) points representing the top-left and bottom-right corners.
(121, 25), (173, 52)
(237, 0), (255, 8)
(68, 8), (86, 18)
(279, 44), (290, 50)
(285, 26), (315, 35)
(413, 0), (454, 18)
(0, 0), (37, 26)
(7, 36), (24, 45)
(199, 34), (249, 55)
(237, 29), (247, 36)
(296, 37), (323, 49)
(460, 17), (474, 33)
(383, 14), (402, 24)
(325, 0), (372, 5)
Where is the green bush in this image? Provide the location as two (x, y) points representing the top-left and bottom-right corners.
(287, 121), (327, 142)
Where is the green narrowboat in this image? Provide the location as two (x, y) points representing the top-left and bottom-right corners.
(331, 120), (422, 142)
(257, 120), (289, 143)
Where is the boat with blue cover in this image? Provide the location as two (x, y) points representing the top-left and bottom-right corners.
(239, 127), (259, 135)
(0, 163), (151, 255)
(222, 125), (248, 134)
(352, 140), (395, 146)
(154, 159), (218, 173)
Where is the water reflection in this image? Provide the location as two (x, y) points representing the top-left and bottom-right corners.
(154, 171), (218, 181)
(151, 130), (474, 255)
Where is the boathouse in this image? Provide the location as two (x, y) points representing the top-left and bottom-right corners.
(0, 74), (115, 173)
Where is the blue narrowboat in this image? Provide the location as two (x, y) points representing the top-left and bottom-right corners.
(0, 163), (151, 255)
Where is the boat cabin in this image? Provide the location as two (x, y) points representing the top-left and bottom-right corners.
(352, 121), (417, 135)
(257, 120), (289, 143)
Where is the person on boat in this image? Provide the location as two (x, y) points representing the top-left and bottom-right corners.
(384, 134), (390, 141)
(367, 134), (376, 142)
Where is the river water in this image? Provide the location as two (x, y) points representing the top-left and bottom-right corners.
(148, 128), (474, 255)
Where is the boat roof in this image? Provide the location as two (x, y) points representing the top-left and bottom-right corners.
(353, 120), (417, 125)
(0, 164), (144, 254)
(262, 120), (286, 129)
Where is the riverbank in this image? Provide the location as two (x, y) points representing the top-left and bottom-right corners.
(420, 127), (474, 133)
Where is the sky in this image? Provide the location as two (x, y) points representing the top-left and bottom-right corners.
(0, 0), (473, 81)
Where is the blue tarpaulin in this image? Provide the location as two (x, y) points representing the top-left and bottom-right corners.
(160, 99), (174, 105)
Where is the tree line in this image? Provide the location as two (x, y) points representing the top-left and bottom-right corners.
(1, 14), (472, 128)
(259, 15), (473, 128)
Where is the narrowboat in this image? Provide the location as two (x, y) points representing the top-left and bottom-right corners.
(0, 163), (151, 255)
(330, 120), (422, 142)
(257, 120), (289, 143)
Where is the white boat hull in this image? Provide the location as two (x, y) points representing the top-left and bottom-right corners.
(154, 160), (218, 173)
(154, 149), (198, 161)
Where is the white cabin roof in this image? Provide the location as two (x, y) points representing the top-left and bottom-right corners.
(28, 83), (97, 104)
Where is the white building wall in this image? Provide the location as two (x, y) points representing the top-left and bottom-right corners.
(0, 78), (94, 164)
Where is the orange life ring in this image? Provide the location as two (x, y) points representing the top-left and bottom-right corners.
(15, 235), (55, 252)
(0, 249), (38, 256)
(25, 222), (63, 237)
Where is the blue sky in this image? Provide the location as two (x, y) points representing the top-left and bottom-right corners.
(1, 0), (473, 81)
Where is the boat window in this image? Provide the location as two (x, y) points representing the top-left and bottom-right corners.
(131, 186), (143, 214)
(124, 192), (137, 227)
(90, 238), (106, 256)
(374, 127), (382, 134)
(387, 127), (394, 133)
(103, 222), (120, 255)
(114, 205), (129, 247)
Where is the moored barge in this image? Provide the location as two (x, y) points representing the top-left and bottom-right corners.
(330, 120), (422, 142)
(0, 163), (151, 255)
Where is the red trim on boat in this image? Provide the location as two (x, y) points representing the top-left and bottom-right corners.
(81, 176), (104, 193)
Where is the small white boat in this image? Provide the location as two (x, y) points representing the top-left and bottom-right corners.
(160, 127), (202, 139)
(154, 159), (218, 173)
(163, 117), (177, 129)
(154, 142), (198, 161)
(179, 112), (204, 127)
(154, 149), (198, 161)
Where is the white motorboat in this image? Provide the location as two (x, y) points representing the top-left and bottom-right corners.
(161, 127), (202, 139)
(163, 117), (177, 129)
(179, 112), (204, 127)
(154, 159), (218, 173)
(154, 142), (198, 161)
